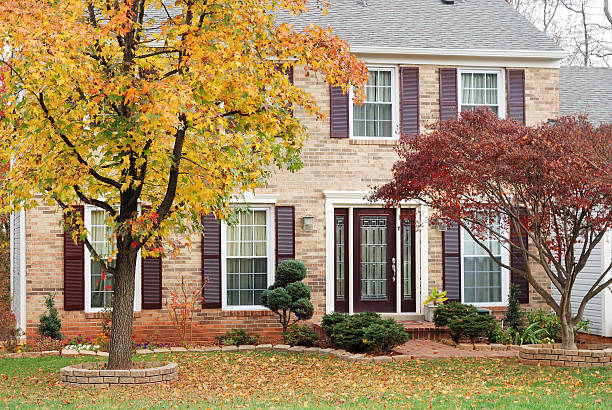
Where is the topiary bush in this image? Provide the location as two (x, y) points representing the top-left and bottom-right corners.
(215, 329), (259, 346)
(38, 294), (62, 340)
(448, 314), (496, 343)
(321, 311), (409, 354)
(282, 324), (319, 347)
(260, 260), (314, 332)
(433, 302), (478, 328)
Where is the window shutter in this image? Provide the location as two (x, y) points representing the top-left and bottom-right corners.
(510, 207), (530, 303)
(439, 68), (458, 121)
(287, 66), (294, 85)
(202, 214), (221, 308)
(507, 69), (526, 124)
(400, 67), (420, 137)
(329, 86), (349, 138)
(64, 205), (84, 311)
(141, 205), (162, 309)
(442, 222), (461, 302)
(275, 206), (295, 266)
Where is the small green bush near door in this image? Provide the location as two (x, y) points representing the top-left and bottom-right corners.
(282, 325), (319, 347)
(433, 302), (478, 328)
(321, 311), (409, 354)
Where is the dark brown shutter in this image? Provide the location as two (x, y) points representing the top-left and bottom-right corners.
(507, 69), (526, 124)
(510, 207), (530, 303)
(442, 222), (461, 302)
(64, 205), (84, 311)
(202, 214), (221, 308)
(141, 205), (162, 309)
(275, 206), (295, 265)
(400, 67), (420, 136)
(287, 66), (294, 85)
(439, 68), (458, 121)
(330, 86), (349, 138)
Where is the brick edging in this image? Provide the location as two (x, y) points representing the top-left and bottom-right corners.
(60, 361), (178, 387)
(518, 343), (612, 367)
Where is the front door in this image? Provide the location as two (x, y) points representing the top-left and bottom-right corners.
(353, 209), (396, 312)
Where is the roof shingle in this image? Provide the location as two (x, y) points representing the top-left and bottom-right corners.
(560, 67), (612, 125)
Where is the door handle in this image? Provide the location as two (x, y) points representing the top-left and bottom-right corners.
(391, 257), (396, 282)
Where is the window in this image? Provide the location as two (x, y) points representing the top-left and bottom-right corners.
(84, 206), (141, 312)
(335, 215), (346, 299)
(351, 67), (398, 139)
(459, 70), (504, 117)
(462, 214), (508, 304)
(225, 209), (271, 307)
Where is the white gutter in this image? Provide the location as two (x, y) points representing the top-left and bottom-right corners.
(350, 46), (567, 60)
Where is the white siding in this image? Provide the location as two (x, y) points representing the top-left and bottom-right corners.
(552, 237), (611, 336)
(9, 211), (26, 336)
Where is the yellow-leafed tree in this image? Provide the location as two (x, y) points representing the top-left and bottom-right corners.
(0, 0), (367, 369)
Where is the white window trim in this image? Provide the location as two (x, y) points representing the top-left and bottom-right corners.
(221, 206), (275, 311)
(460, 226), (510, 307)
(349, 65), (400, 140)
(458, 68), (506, 119)
(84, 205), (142, 313)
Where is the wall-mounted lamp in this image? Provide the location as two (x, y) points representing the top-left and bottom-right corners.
(434, 218), (447, 232)
(302, 216), (314, 231)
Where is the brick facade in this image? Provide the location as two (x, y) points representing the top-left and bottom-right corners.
(21, 63), (559, 344)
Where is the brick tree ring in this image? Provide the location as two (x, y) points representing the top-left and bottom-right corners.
(59, 361), (178, 387)
(518, 343), (612, 367)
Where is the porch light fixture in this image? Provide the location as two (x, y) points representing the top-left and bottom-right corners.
(435, 218), (448, 232)
(302, 216), (314, 231)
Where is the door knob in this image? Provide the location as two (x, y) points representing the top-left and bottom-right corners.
(391, 257), (396, 282)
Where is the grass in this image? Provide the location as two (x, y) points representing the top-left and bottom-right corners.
(0, 351), (610, 408)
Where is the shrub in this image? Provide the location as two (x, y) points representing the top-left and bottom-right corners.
(321, 311), (409, 354)
(215, 329), (259, 346)
(38, 294), (62, 340)
(489, 322), (515, 345)
(525, 309), (590, 341)
(33, 336), (63, 352)
(260, 260), (314, 332)
(433, 302), (478, 328)
(282, 325), (319, 347)
(448, 314), (496, 343)
(0, 299), (20, 353)
(504, 284), (524, 332)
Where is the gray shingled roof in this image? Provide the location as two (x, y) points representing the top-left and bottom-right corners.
(276, 0), (562, 53)
(560, 67), (612, 125)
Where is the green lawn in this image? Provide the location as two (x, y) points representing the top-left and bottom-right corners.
(0, 352), (610, 408)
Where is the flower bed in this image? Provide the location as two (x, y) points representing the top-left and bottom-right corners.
(60, 361), (178, 387)
(519, 343), (612, 367)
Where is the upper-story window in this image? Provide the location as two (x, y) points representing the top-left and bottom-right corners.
(351, 67), (399, 139)
(459, 69), (505, 117)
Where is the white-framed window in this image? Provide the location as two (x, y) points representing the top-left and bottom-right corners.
(84, 206), (141, 312)
(350, 66), (399, 139)
(461, 214), (509, 306)
(221, 207), (274, 309)
(458, 69), (505, 118)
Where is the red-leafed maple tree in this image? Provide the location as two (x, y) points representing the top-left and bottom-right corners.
(373, 109), (612, 349)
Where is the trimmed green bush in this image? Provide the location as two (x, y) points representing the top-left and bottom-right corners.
(38, 294), (62, 340)
(448, 314), (496, 343)
(504, 284), (524, 332)
(321, 311), (409, 354)
(433, 302), (478, 328)
(260, 260), (314, 332)
(282, 325), (319, 347)
(215, 329), (259, 346)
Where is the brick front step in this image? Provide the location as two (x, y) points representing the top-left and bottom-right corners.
(400, 321), (450, 341)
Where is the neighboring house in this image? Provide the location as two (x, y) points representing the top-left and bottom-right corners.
(11, 0), (575, 343)
(554, 66), (612, 338)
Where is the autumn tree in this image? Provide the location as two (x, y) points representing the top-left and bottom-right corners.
(373, 109), (612, 349)
(0, 0), (367, 369)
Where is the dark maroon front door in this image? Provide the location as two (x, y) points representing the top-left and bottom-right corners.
(353, 209), (396, 312)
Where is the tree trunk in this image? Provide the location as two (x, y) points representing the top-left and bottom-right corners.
(559, 300), (577, 350)
(107, 245), (138, 369)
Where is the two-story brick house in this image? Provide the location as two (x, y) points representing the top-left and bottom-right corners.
(10, 0), (574, 343)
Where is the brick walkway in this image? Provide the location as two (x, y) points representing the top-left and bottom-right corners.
(394, 340), (517, 359)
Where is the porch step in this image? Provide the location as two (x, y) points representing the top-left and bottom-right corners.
(400, 321), (450, 341)
(380, 313), (425, 321)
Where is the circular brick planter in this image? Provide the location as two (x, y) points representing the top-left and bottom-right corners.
(519, 343), (612, 367)
(60, 361), (178, 387)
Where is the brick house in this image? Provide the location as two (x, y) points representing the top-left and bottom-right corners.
(12, 0), (605, 344)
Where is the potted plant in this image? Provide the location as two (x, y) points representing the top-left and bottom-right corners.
(423, 287), (448, 322)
